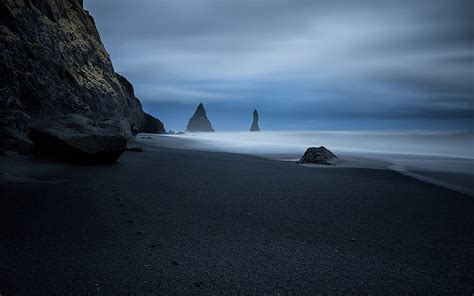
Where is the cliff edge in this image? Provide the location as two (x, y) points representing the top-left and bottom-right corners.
(0, 0), (165, 157)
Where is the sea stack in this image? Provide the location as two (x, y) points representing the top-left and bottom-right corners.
(186, 103), (215, 132)
(250, 109), (261, 132)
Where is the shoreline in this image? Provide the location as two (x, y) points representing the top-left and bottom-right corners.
(136, 133), (474, 196)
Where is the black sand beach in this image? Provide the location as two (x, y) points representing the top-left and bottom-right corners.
(1, 145), (473, 294)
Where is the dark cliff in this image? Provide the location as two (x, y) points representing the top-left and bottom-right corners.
(0, 0), (165, 154)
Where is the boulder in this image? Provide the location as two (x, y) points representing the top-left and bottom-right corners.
(298, 146), (338, 165)
(250, 109), (261, 131)
(15, 138), (35, 155)
(28, 115), (127, 164)
(186, 103), (214, 132)
(126, 146), (144, 152)
(0, 138), (36, 155)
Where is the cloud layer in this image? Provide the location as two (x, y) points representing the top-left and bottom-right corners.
(85, 0), (473, 131)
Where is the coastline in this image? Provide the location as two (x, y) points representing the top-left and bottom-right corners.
(136, 133), (474, 196)
(1, 0), (472, 294)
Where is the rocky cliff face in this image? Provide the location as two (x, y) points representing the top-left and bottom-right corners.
(0, 0), (165, 154)
(186, 103), (214, 132)
(250, 109), (260, 131)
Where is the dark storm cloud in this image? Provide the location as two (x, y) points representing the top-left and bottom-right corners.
(85, 0), (473, 130)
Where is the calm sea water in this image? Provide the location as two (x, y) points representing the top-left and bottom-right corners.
(139, 130), (474, 195)
(169, 130), (474, 159)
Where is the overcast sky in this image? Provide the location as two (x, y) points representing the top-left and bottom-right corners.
(85, 0), (473, 131)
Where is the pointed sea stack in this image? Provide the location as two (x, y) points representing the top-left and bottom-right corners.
(250, 109), (261, 132)
(186, 103), (215, 132)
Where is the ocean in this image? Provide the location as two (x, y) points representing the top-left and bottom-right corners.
(139, 130), (474, 196)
